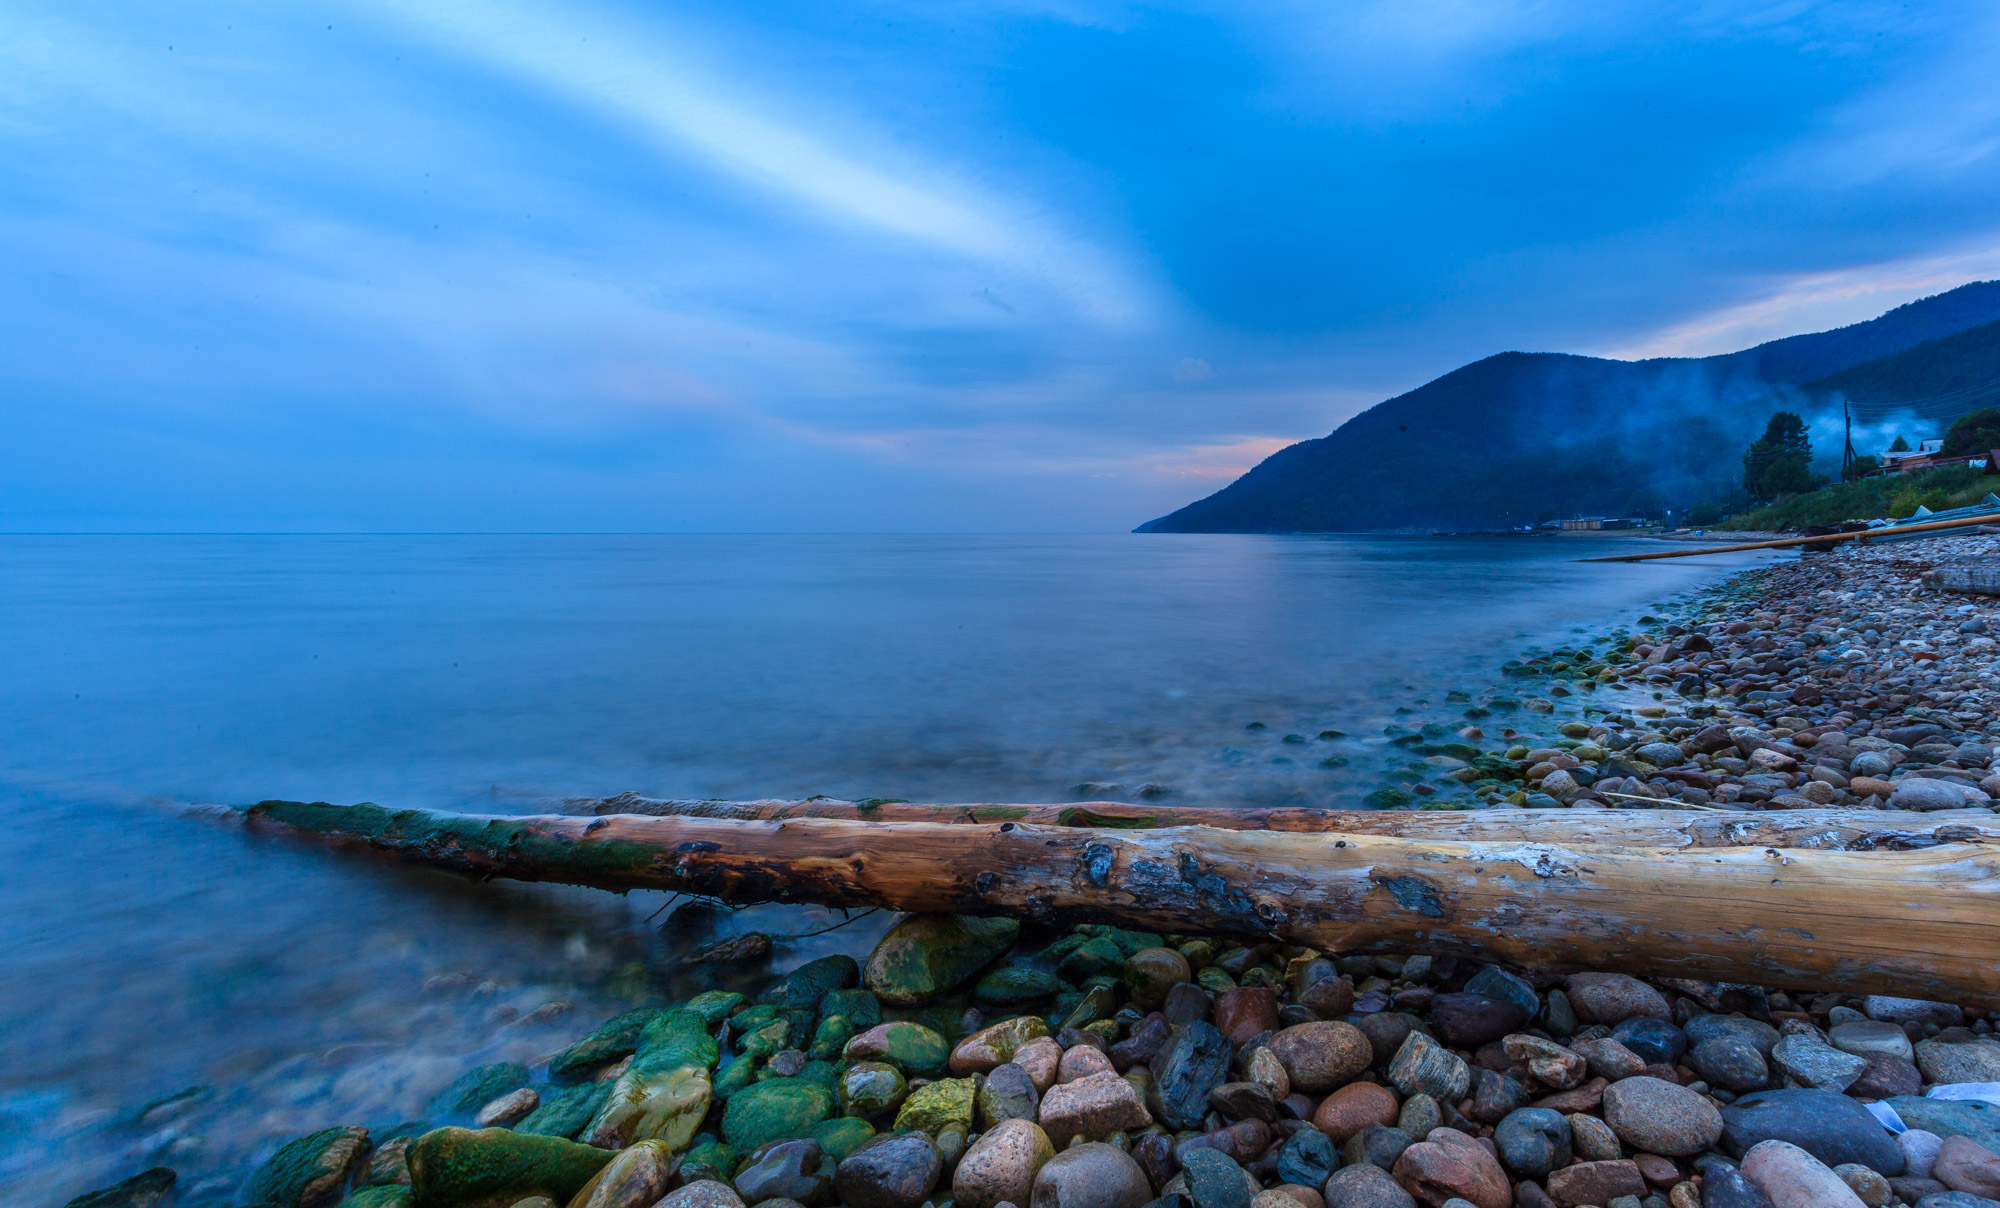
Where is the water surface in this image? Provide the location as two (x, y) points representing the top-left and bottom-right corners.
(0, 533), (1772, 1204)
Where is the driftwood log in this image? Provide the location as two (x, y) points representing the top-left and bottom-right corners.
(245, 800), (2000, 1005)
(562, 793), (2000, 851)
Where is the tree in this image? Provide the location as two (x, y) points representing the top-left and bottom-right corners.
(1743, 411), (1814, 500)
(1687, 501), (1724, 526)
(1943, 408), (2000, 456)
(1757, 453), (1816, 498)
(1888, 434), (1912, 453)
(1843, 454), (1880, 482)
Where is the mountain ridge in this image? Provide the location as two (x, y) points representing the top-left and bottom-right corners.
(1139, 280), (2000, 533)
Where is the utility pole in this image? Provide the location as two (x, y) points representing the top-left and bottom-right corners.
(1842, 399), (1857, 481)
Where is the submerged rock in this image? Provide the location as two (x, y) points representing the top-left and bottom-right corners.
(864, 914), (1020, 1005)
(405, 1126), (613, 1208)
(245, 1125), (372, 1208)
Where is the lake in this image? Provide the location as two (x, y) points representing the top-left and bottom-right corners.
(0, 533), (1773, 1204)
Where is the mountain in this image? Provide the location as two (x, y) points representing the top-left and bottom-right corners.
(1138, 281), (2000, 533)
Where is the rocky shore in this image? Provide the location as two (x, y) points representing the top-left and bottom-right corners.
(62, 537), (2000, 1208)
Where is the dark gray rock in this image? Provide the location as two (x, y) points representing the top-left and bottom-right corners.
(736, 1139), (834, 1207)
(1492, 1108), (1570, 1178)
(1720, 1088), (1906, 1175)
(1610, 1016), (1688, 1066)
(834, 1132), (942, 1208)
(1178, 1149), (1258, 1208)
(1685, 1014), (1779, 1058)
(1148, 1023), (1234, 1132)
(1698, 1164), (1775, 1208)
(61, 1168), (177, 1208)
(1691, 1036), (1769, 1092)
(1461, 967), (1540, 1023)
(1917, 1193), (2000, 1208)
(1342, 1125), (1411, 1172)
(1275, 1127), (1337, 1188)
(1427, 993), (1527, 1049)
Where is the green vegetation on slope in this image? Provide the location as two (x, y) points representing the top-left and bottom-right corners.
(1715, 464), (1992, 530)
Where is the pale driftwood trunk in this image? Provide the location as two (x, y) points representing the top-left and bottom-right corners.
(562, 793), (2000, 851)
(245, 800), (2000, 1006)
(1926, 564), (2000, 595)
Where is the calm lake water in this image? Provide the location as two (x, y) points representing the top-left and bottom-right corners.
(0, 534), (1774, 1204)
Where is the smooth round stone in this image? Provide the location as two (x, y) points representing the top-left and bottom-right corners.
(1320, 1162), (1417, 1208)
(1028, 1142), (1152, 1208)
(1312, 1082), (1399, 1143)
(1565, 973), (1671, 1025)
(1904, 1131), (1946, 1180)
(976, 968), (1063, 1009)
(833, 1133), (942, 1208)
(1426, 993), (1527, 1049)
(1692, 1037), (1770, 1093)
(659, 1183), (747, 1208)
(1343, 1124), (1411, 1171)
(1685, 1015), (1780, 1058)
(1492, 1108), (1570, 1178)
(1721, 1089), (1906, 1176)
(1124, 949), (1193, 1010)
(1741, 1139), (1866, 1207)
(837, 1063), (908, 1122)
(1611, 1017), (1690, 1066)
(1833, 1162), (1892, 1207)
(1830, 1020), (1916, 1062)
(1397, 1094), (1440, 1142)
(1569, 1113), (1622, 1162)
(979, 1063), (1042, 1130)
(1265, 1022), (1372, 1094)
(953, 1119), (1056, 1208)
(1691, 1165), (1768, 1208)
(1603, 1077), (1723, 1157)
(733, 1139), (833, 1207)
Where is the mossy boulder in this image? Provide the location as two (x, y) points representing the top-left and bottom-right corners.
(676, 1139), (737, 1187)
(864, 915), (1019, 1006)
(949, 1016), (1050, 1076)
(972, 968), (1061, 1009)
(338, 1187), (411, 1208)
(684, 991), (746, 1026)
(844, 1022), (950, 1078)
(548, 1009), (661, 1082)
(61, 1167), (177, 1208)
(584, 1064), (713, 1152)
(633, 1010), (720, 1074)
(766, 955), (860, 1001)
(820, 989), (882, 1031)
(811, 1117), (877, 1162)
(721, 1077), (835, 1154)
(515, 1082), (609, 1140)
(246, 1126), (372, 1208)
(430, 1066), (531, 1119)
(1055, 937), (1126, 982)
(406, 1127), (612, 1208)
(809, 1014), (855, 1062)
(893, 1077), (975, 1136)
(835, 1062), (909, 1121)
(564, 1139), (674, 1208)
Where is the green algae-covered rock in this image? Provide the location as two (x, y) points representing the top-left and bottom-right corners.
(634, 1009), (720, 1073)
(61, 1167), (177, 1208)
(584, 1063), (712, 1152)
(548, 1009), (661, 1082)
(811, 1117), (877, 1162)
(406, 1127), (612, 1208)
(684, 991), (746, 1027)
(713, 1056), (761, 1102)
(1075, 924), (1162, 957)
(1054, 937), (1125, 982)
(973, 968), (1061, 1009)
(809, 1014), (855, 1062)
(564, 1139), (674, 1208)
(677, 1139), (736, 1187)
(949, 1015), (1050, 1076)
(246, 1126), (372, 1208)
(765, 955), (860, 1001)
(864, 915), (1020, 1006)
(1059, 984), (1120, 1033)
(836, 1062), (909, 1121)
(515, 1082), (609, 1140)
(820, 989), (882, 1032)
(792, 1060), (838, 1089)
(893, 1077), (975, 1136)
(430, 1065), (531, 1118)
(846, 1021), (950, 1078)
(721, 1077), (835, 1153)
(337, 1186), (411, 1208)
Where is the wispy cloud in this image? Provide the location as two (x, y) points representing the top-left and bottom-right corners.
(370, 0), (1148, 327)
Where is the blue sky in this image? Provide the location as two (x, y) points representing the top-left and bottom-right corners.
(4, 1), (1999, 531)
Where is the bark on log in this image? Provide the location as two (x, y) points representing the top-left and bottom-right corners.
(1925, 564), (2000, 595)
(244, 800), (2000, 1006)
(561, 793), (2000, 851)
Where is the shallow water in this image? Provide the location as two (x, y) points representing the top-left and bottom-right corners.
(0, 533), (1774, 1204)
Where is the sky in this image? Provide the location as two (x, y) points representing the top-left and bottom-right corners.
(4, 1), (2000, 532)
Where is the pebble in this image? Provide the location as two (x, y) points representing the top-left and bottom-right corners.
(1312, 1081), (1399, 1142)
(834, 1133), (943, 1208)
(1387, 1126), (1510, 1208)
(1322, 1162), (1418, 1208)
(1028, 1142), (1153, 1208)
(1265, 1021), (1372, 1094)
(953, 1119), (1055, 1208)
(1038, 1070), (1153, 1145)
(1740, 1138), (1866, 1207)
(1937, 1137), (2000, 1199)
(1492, 1107), (1571, 1178)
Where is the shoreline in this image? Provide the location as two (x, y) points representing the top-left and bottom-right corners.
(48, 538), (2000, 1208)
